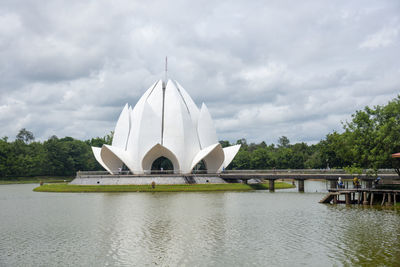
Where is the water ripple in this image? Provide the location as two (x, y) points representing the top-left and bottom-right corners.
(1, 184), (400, 266)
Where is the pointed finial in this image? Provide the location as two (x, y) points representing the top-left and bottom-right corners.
(165, 56), (168, 82)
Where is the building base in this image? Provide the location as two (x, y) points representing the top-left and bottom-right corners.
(70, 175), (263, 185)
(70, 176), (227, 185)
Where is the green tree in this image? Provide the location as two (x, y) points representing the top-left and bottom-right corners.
(0, 138), (11, 177)
(16, 128), (35, 144)
(219, 140), (231, 148)
(278, 136), (290, 148)
(231, 149), (251, 169)
(250, 147), (272, 169)
(236, 138), (248, 150)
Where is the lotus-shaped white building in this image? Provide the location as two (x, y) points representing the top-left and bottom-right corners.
(92, 79), (240, 175)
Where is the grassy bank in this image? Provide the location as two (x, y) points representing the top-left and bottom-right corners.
(0, 177), (73, 185)
(34, 182), (294, 193)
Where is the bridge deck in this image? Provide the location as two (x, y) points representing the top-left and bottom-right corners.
(77, 172), (399, 181)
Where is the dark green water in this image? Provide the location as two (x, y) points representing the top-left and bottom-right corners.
(1, 183), (400, 266)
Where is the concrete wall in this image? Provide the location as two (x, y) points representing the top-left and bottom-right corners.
(70, 176), (228, 185)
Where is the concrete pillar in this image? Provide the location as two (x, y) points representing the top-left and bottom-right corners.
(269, 179), (275, 192)
(387, 193), (392, 206)
(370, 193), (374, 205)
(345, 193), (351, 205)
(298, 179), (304, 192)
(363, 192), (368, 205)
(365, 180), (372, 189)
(330, 180), (336, 189)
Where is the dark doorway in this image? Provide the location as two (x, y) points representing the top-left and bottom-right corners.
(121, 164), (129, 174)
(192, 160), (207, 174)
(151, 156), (174, 174)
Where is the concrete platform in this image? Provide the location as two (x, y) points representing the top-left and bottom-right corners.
(70, 176), (228, 185)
(70, 175), (264, 185)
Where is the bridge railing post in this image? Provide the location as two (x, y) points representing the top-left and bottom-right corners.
(330, 180), (336, 189)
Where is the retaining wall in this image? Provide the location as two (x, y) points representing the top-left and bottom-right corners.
(70, 176), (228, 185)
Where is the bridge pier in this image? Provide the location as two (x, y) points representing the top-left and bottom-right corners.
(387, 193), (392, 206)
(345, 193), (351, 205)
(363, 192), (368, 205)
(297, 179), (304, 192)
(269, 179), (275, 192)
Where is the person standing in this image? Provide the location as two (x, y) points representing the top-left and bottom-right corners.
(338, 177), (344, 188)
(374, 176), (381, 188)
(353, 177), (360, 188)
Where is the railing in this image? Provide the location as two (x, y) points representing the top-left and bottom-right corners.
(76, 168), (398, 177)
(223, 169), (397, 174)
(76, 170), (209, 176)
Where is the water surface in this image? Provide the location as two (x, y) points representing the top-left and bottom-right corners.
(1, 183), (399, 266)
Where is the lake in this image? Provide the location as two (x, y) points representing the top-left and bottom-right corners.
(1, 182), (400, 266)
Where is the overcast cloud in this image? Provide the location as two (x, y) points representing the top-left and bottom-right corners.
(0, 0), (399, 144)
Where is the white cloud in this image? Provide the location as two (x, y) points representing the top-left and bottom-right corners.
(0, 0), (399, 144)
(360, 27), (399, 49)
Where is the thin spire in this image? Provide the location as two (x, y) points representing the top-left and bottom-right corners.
(165, 56), (168, 82)
(161, 56), (167, 145)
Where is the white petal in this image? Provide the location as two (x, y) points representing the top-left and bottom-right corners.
(197, 103), (218, 149)
(218, 144), (241, 171)
(112, 103), (130, 150)
(163, 80), (200, 173)
(191, 143), (224, 173)
(173, 80), (200, 124)
(99, 145), (124, 174)
(103, 144), (135, 173)
(92, 146), (112, 173)
(137, 101), (162, 165)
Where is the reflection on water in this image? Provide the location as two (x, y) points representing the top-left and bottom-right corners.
(0, 184), (399, 266)
(280, 179), (330, 193)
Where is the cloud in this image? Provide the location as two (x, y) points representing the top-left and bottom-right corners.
(360, 27), (399, 49)
(0, 0), (399, 145)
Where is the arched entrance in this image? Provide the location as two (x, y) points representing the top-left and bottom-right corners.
(192, 160), (207, 174)
(151, 156), (174, 174)
(141, 144), (180, 174)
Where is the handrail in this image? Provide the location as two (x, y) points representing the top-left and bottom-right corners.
(77, 168), (397, 177)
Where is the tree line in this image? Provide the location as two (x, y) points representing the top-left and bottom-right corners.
(0, 132), (113, 178)
(1, 95), (399, 178)
(227, 95), (400, 172)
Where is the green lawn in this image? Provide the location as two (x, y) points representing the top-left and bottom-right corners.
(0, 177), (73, 185)
(34, 182), (295, 192)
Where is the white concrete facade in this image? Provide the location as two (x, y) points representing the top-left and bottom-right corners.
(92, 79), (240, 174)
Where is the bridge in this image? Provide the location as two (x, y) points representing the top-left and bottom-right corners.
(320, 188), (399, 205)
(76, 169), (400, 192)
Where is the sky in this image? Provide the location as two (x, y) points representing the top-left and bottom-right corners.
(0, 0), (399, 145)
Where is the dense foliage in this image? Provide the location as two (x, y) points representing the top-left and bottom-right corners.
(1, 95), (399, 178)
(0, 132), (113, 178)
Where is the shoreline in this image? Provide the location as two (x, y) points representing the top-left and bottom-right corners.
(0, 177), (73, 185)
(33, 182), (295, 193)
